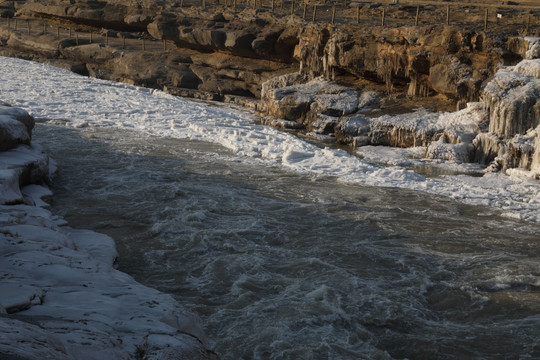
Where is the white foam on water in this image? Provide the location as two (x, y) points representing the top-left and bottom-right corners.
(0, 56), (539, 222)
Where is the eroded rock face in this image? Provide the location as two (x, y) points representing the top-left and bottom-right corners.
(295, 25), (503, 103)
(147, 9), (298, 63)
(18, 0), (161, 30)
(0, 1), (14, 18)
(11, 0), (536, 104)
(0, 25), (294, 99)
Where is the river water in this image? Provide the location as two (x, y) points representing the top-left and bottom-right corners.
(34, 122), (540, 360)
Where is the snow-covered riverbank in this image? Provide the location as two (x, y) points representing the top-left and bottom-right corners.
(0, 105), (216, 359)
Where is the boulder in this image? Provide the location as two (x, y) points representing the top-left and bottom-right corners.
(335, 114), (371, 146)
(7, 32), (60, 58)
(425, 136), (472, 162)
(59, 43), (118, 64)
(428, 60), (472, 99)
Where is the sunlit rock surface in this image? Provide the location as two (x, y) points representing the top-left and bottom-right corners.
(260, 55), (540, 177)
(261, 73), (484, 162)
(478, 58), (540, 176)
(6, 0), (538, 105)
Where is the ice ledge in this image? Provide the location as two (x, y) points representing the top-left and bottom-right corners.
(0, 201), (218, 360)
(0, 143), (50, 205)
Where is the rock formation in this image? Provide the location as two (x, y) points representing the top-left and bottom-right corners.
(0, 102), (34, 151)
(0, 103), (47, 205)
(1, 0), (538, 104)
(260, 57), (540, 178)
(483, 61), (540, 139)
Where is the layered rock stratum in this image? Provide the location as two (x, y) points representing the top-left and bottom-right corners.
(1, 0), (538, 101)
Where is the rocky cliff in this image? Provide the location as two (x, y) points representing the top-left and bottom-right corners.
(1, 0), (538, 103)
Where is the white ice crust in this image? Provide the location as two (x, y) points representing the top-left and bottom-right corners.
(524, 37), (540, 60)
(0, 56), (538, 223)
(0, 198), (210, 359)
(0, 144), (48, 204)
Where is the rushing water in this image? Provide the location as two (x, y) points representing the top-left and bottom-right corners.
(35, 123), (540, 360)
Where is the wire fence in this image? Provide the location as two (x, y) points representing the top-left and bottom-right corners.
(168, 0), (539, 33)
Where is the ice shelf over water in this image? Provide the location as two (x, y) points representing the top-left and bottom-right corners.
(0, 56), (538, 225)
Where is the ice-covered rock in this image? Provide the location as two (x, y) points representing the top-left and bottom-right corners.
(514, 59), (540, 79)
(506, 128), (537, 171)
(483, 60), (540, 139)
(0, 104), (51, 205)
(0, 202), (217, 360)
(472, 125), (539, 176)
(473, 59), (540, 176)
(0, 102), (216, 359)
(0, 144), (49, 204)
(261, 74), (380, 133)
(0, 317), (72, 360)
(533, 130), (540, 169)
(425, 136), (472, 163)
(472, 132), (503, 165)
(335, 113), (372, 146)
(337, 102), (485, 162)
(370, 110), (440, 148)
(0, 104), (35, 151)
(260, 72), (308, 100)
(371, 103), (483, 152)
(524, 37), (540, 60)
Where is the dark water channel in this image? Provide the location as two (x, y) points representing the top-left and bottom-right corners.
(35, 123), (540, 360)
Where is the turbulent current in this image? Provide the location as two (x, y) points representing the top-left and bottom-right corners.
(35, 124), (540, 360)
